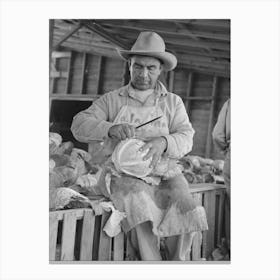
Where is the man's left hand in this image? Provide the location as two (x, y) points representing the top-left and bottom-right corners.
(139, 137), (167, 168)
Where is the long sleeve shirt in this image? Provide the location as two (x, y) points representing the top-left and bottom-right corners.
(71, 81), (195, 159)
(212, 99), (231, 153)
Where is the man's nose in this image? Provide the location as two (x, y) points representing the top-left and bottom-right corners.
(139, 67), (149, 77)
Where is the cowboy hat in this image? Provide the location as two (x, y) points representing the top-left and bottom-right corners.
(117, 31), (177, 71)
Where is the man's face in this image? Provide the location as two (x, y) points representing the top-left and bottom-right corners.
(129, 55), (162, 90)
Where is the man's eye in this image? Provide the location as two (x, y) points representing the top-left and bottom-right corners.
(134, 65), (142, 70)
(148, 67), (156, 71)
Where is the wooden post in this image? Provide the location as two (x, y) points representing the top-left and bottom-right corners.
(205, 76), (218, 158)
(168, 70), (174, 92)
(185, 71), (193, 115)
(64, 51), (72, 95)
(49, 57), (55, 95)
(96, 56), (104, 95)
(202, 190), (216, 259)
(122, 61), (130, 86)
(80, 52), (87, 95)
(49, 19), (54, 74)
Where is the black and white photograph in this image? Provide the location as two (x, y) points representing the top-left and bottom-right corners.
(1, 0), (280, 279)
(49, 19), (231, 262)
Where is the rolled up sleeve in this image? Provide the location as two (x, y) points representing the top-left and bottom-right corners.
(71, 94), (114, 143)
(164, 97), (195, 158)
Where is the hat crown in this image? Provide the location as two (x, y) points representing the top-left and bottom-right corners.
(131, 32), (166, 53)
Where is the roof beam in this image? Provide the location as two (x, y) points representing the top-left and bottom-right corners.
(53, 22), (82, 50)
(96, 20), (230, 41)
(79, 20), (129, 49)
(100, 27), (230, 51)
(53, 25), (230, 59)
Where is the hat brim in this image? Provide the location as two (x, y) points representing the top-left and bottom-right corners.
(117, 49), (177, 71)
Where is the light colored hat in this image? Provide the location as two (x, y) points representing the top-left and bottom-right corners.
(117, 31), (177, 71)
(112, 138), (153, 178)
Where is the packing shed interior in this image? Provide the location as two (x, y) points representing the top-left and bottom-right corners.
(49, 19), (230, 159)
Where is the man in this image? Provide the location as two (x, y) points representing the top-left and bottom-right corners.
(212, 99), (231, 253)
(71, 31), (208, 260)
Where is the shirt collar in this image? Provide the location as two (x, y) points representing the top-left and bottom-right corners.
(119, 80), (168, 97)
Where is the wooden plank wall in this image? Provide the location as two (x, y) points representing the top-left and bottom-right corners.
(50, 49), (230, 159)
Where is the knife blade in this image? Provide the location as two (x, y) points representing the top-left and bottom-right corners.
(135, 116), (162, 129)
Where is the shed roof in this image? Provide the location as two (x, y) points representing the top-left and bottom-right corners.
(51, 19), (230, 77)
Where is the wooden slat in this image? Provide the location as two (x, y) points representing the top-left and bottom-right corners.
(191, 231), (202, 261)
(98, 212), (112, 261)
(185, 71), (193, 114)
(113, 232), (124, 261)
(122, 61), (130, 86)
(216, 190), (225, 245)
(50, 57), (56, 94)
(168, 71), (174, 92)
(96, 56), (104, 95)
(50, 208), (85, 220)
(64, 51), (72, 95)
(49, 212), (59, 261)
(205, 76), (218, 157)
(202, 191), (216, 259)
(80, 210), (95, 260)
(49, 20), (54, 73)
(52, 51), (72, 58)
(61, 211), (77, 260)
(79, 52), (87, 94)
(92, 215), (102, 260)
(178, 62), (229, 78)
(190, 183), (226, 193)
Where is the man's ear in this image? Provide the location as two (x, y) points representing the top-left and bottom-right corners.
(159, 63), (163, 73)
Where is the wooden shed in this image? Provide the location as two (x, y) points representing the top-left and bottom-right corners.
(49, 19), (230, 159)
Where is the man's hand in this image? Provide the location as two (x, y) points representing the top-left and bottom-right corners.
(139, 137), (167, 168)
(108, 124), (136, 140)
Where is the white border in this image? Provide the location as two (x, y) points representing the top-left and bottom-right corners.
(1, 1), (280, 280)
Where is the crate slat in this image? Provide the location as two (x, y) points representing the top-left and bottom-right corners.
(61, 212), (77, 260)
(202, 191), (216, 259)
(49, 213), (59, 261)
(216, 191), (225, 245)
(98, 211), (112, 261)
(80, 210), (95, 260)
(113, 232), (124, 261)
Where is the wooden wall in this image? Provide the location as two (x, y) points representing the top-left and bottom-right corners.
(50, 50), (230, 159)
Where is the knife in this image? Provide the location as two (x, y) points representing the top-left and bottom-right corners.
(135, 116), (162, 129)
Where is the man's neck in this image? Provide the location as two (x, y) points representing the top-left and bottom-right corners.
(130, 82), (156, 92)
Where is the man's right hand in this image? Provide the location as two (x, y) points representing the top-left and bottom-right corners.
(108, 124), (136, 140)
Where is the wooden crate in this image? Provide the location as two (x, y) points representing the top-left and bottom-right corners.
(49, 184), (226, 261)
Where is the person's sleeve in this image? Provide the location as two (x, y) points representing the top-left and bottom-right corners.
(163, 97), (195, 159)
(71, 93), (114, 143)
(212, 100), (228, 152)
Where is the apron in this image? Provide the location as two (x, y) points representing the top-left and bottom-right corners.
(99, 93), (208, 237)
